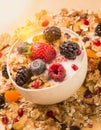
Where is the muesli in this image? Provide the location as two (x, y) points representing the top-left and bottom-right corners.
(0, 8), (101, 130)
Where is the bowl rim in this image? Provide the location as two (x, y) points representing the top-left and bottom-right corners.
(7, 27), (88, 92)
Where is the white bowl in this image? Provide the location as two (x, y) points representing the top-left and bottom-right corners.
(7, 28), (88, 105)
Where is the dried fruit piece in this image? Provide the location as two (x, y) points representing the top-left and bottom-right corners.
(71, 64), (78, 71)
(18, 108), (24, 117)
(5, 90), (20, 102)
(42, 20), (49, 27)
(59, 41), (80, 60)
(2, 64), (9, 79)
(70, 125), (80, 130)
(0, 95), (5, 109)
(86, 49), (98, 58)
(48, 63), (66, 82)
(31, 81), (40, 89)
(2, 116), (9, 124)
(30, 42), (56, 63)
(46, 110), (55, 118)
(30, 59), (46, 75)
(93, 39), (101, 46)
(43, 26), (61, 43)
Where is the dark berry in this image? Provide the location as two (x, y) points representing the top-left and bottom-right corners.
(43, 26), (61, 43)
(15, 66), (31, 86)
(18, 108), (24, 117)
(82, 37), (89, 42)
(70, 125), (80, 130)
(59, 41), (80, 60)
(84, 89), (92, 98)
(61, 123), (67, 130)
(95, 23), (101, 37)
(46, 110), (55, 118)
(0, 95), (5, 109)
(30, 59), (46, 75)
(2, 64), (9, 79)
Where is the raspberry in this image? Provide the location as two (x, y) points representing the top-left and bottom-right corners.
(48, 63), (66, 82)
(30, 42), (56, 63)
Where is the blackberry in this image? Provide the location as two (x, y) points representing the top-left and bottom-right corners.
(70, 125), (80, 130)
(15, 66), (31, 87)
(95, 23), (101, 37)
(30, 59), (46, 75)
(2, 64), (9, 79)
(43, 26), (61, 43)
(59, 41), (80, 60)
(0, 95), (5, 109)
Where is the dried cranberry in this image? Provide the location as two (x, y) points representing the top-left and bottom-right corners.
(83, 19), (89, 25)
(13, 117), (19, 123)
(2, 116), (9, 124)
(31, 81), (39, 89)
(18, 108), (24, 117)
(93, 39), (101, 46)
(46, 110), (55, 118)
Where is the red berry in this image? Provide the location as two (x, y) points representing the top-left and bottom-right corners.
(77, 49), (82, 55)
(46, 110), (54, 118)
(71, 64), (78, 71)
(18, 108), (24, 117)
(48, 63), (66, 82)
(83, 19), (89, 25)
(42, 20), (49, 27)
(93, 39), (101, 46)
(98, 87), (101, 93)
(31, 81), (39, 89)
(13, 117), (19, 123)
(2, 116), (9, 124)
(0, 52), (3, 58)
(30, 42), (56, 63)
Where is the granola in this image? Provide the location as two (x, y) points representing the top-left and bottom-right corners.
(0, 8), (101, 130)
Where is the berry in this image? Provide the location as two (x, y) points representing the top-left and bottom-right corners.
(43, 26), (61, 43)
(95, 23), (101, 37)
(30, 42), (56, 63)
(84, 89), (92, 98)
(30, 59), (46, 75)
(18, 108), (24, 117)
(59, 41), (80, 60)
(2, 64), (9, 79)
(13, 118), (19, 124)
(42, 20), (49, 27)
(83, 19), (89, 25)
(71, 64), (78, 71)
(70, 125), (80, 130)
(15, 66), (31, 87)
(46, 110), (55, 118)
(93, 39), (101, 46)
(98, 87), (101, 93)
(2, 116), (9, 124)
(31, 81), (39, 89)
(0, 95), (5, 109)
(48, 63), (66, 82)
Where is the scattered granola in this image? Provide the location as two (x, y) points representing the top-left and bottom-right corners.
(0, 8), (101, 130)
